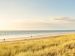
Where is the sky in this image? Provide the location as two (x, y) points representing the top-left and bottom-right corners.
(0, 0), (75, 30)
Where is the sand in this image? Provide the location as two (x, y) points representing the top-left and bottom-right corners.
(0, 32), (75, 42)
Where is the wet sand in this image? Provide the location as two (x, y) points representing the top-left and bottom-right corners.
(0, 32), (74, 42)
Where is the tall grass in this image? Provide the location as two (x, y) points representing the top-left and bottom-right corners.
(0, 34), (75, 56)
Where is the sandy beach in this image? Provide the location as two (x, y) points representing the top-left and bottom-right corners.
(1, 32), (75, 42)
(0, 33), (75, 56)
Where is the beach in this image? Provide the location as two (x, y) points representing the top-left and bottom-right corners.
(0, 32), (75, 42)
(0, 33), (75, 56)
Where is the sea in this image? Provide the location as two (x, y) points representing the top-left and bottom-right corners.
(0, 30), (75, 40)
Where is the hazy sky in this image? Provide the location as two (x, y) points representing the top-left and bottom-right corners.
(0, 0), (75, 30)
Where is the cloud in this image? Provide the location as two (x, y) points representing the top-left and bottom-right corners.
(0, 16), (75, 30)
(54, 17), (75, 22)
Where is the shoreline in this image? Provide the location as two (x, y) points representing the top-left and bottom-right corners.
(0, 32), (75, 42)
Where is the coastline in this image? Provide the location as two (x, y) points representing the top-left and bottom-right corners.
(0, 32), (75, 56)
(0, 32), (75, 42)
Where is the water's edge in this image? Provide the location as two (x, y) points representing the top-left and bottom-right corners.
(0, 30), (75, 42)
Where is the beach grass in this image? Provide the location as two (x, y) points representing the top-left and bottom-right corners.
(0, 34), (75, 56)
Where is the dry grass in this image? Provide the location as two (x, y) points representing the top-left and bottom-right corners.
(0, 34), (75, 56)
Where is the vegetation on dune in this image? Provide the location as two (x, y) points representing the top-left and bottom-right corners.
(0, 34), (75, 56)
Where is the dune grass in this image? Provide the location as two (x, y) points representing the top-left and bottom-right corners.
(0, 34), (75, 56)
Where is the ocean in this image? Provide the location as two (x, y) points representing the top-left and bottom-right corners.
(0, 30), (75, 40)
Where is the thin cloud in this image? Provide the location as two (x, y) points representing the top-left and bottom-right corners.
(54, 17), (75, 22)
(0, 16), (75, 30)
